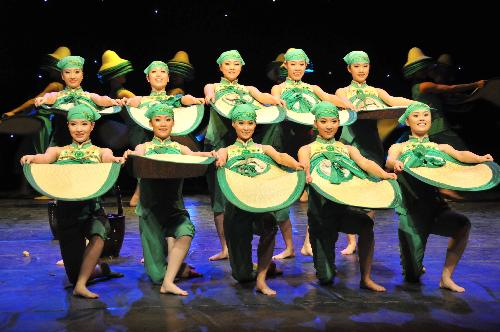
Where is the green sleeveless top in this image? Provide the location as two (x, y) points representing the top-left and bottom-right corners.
(56, 140), (101, 164)
(345, 81), (387, 109)
(226, 138), (274, 177)
(143, 137), (182, 156)
(281, 78), (320, 113)
(139, 90), (183, 109)
(51, 87), (99, 112)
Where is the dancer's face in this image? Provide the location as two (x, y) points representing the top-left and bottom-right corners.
(232, 119), (256, 141)
(61, 68), (83, 89)
(67, 119), (94, 143)
(147, 67), (169, 91)
(314, 117), (339, 140)
(348, 63), (370, 83)
(406, 109), (432, 136)
(219, 60), (242, 82)
(150, 115), (174, 139)
(285, 60), (306, 81)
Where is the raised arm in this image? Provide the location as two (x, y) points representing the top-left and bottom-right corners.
(20, 146), (61, 165)
(385, 143), (404, 173)
(348, 145), (396, 179)
(297, 145), (312, 182)
(262, 144), (303, 170)
(376, 88), (414, 106)
(439, 144), (494, 164)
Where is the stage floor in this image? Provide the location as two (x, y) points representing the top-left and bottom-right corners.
(0, 195), (499, 331)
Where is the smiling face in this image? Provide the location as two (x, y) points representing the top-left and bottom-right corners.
(147, 67), (169, 91)
(314, 117), (340, 140)
(219, 59), (242, 82)
(284, 60), (306, 81)
(61, 68), (83, 89)
(150, 115), (174, 139)
(348, 63), (370, 83)
(232, 119), (256, 141)
(67, 119), (94, 143)
(406, 109), (432, 136)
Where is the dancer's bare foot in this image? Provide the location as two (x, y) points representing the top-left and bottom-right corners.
(208, 250), (228, 261)
(160, 282), (188, 296)
(140, 257), (144, 264)
(73, 285), (99, 299)
(56, 259), (64, 266)
(300, 243), (313, 256)
(272, 248), (295, 260)
(299, 190), (308, 203)
(360, 278), (386, 292)
(341, 243), (356, 255)
(256, 280), (277, 296)
(439, 277), (465, 292)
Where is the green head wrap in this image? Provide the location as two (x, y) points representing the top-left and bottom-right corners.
(311, 101), (339, 119)
(145, 103), (174, 120)
(398, 102), (431, 125)
(343, 51), (370, 65)
(144, 61), (169, 75)
(229, 103), (257, 122)
(284, 49), (310, 64)
(216, 50), (245, 66)
(57, 56), (85, 70)
(67, 104), (101, 122)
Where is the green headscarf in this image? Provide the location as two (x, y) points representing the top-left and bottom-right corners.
(57, 56), (85, 70)
(67, 104), (101, 122)
(229, 103), (257, 122)
(216, 50), (245, 66)
(311, 101), (339, 119)
(398, 102), (431, 125)
(144, 61), (169, 75)
(343, 51), (370, 65)
(145, 103), (174, 119)
(284, 49), (310, 64)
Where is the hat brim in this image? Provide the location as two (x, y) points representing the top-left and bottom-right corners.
(310, 166), (401, 209)
(217, 166), (305, 213)
(23, 163), (121, 201)
(402, 158), (500, 191)
(0, 115), (44, 135)
(100, 59), (131, 72)
(41, 104), (121, 116)
(126, 104), (204, 136)
(210, 97), (285, 124)
(286, 108), (357, 126)
(129, 154), (214, 179)
(356, 106), (407, 120)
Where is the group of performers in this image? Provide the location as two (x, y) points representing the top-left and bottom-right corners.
(14, 48), (499, 299)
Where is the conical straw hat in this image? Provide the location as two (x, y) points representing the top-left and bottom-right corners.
(49, 46), (71, 60)
(403, 47), (434, 78)
(99, 50), (130, 72)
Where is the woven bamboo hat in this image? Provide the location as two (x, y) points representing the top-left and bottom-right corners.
(23, 163), (121, 201)
(266, 52), (286, 82)
(41, 46), (71, 72)
(98, 50), (133, 81)
(403, 47), (435, 79)
(167, 51), (194, 81)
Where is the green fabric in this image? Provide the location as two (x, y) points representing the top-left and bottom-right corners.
(144, 137), (181, 155)
(311, 101), (339, 119)
(52, 87), (99, 112)
(349, 83), (387, 110)
(398, 102), (430, 125)
(144, 61), (168, 75)
(311, 151), (367, 184)
(216, 50), (245, 65)
(139, 92), (183, 109)
(57, 56), (84, 70)
(229, 103), (257, 121)
(144, 103), (174, 119)
(67, 104), (101, 121)
(400, 144), (446, 168)
(343, 51), (369, 65)
(284, 49), (310, 64)
(282, 80), (321, 113)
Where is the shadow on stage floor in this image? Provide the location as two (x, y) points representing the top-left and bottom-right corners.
(0, 195), (499, 331)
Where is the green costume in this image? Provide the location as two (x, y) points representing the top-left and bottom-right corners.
(136, 137), (195, 284)
(396, 136), (470, 281)
(222, 138), (280, 282)
(306, 136), (375, 284)
(411, 83), (467, 150)
(53, 139), (110, 284)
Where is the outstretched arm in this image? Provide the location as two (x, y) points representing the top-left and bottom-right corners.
(216, 147), (228, 167)
(386, 143), (404, 173)
(313, 85), (356, 110)
(348, 145), (396, 179)
(101, 148), (125, 163)
(89, 93), (122, 107)
(377, 88), (415, 106)
(123, 143), (146, 159)
(20, 146), (61, 164)
(34, 92), (59, 106)
(179, 144), (217, 157)
(297, 145), (312, 182)
(5, 82), (64, 117)
(204, 83), (216, 104)
(247, 86), (286, 107)
(125, 96), (143, 107)
(262, 145), (303, 170)
(181, 94), (205, 105)
(439, 144), (494, 163)
(419, 80), (485, 95)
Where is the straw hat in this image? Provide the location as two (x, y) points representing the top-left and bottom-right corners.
(266, 52), (286, 82)
(402, 47), (435, 78)
(129, 154), (214, 179)
(23, 163), (121, 201)
(401, 156), (500, 191)
(167, 51), (194, 81)
(98, 50), (133, 81)
(126, 104), (204, 136)
(311, 168), (401, 208)
(41, 46), (71, 72)
(211, 94), (285, 124)
(217, 165), (305, 213)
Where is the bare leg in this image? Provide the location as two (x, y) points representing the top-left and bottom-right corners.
(255, 233), (277, 296)
(160, 236), (191, 296)
(358, 226), (386, 292)
(130, 183), (140, 207)
(300, 225), (313, 256)
(272, 219), (295, 259)
(440, 223), (470, 292)
(209, 212), (228, 261)
(73, 235), (104, 299)
(299, 189), (308, 203)
(341, 234), (357, 255)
